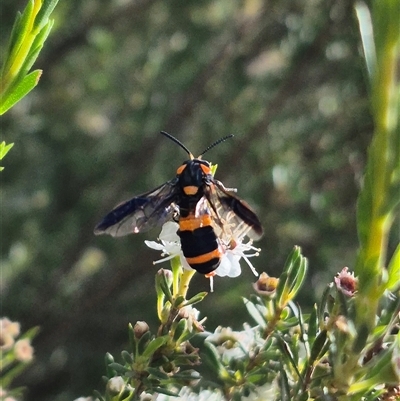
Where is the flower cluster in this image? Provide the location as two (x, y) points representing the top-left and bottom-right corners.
(0, 317), (34, 361)
(0, 317), (35, 401)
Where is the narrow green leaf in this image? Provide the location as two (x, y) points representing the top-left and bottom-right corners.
(30, 18), (54, 57)
(309, 330), (328, 362)
(147, 367), (170, 380)
(0, 359), (34, 388)
(0, 69), (42, 115)
(202, 341), (229, 378)
(275, 335), (302, 381)
(142, 336), (167, 358)
(355, 1), (376, 81)
(243, 297), (267, 328)
(157, 271), (173, 303)
(318, 283), (333, 324)
(279, 364), (291, 399)
(173, 295), (185, 308)
(128, 323), (136, 353)
(17, 44), (42, 79)
(2, 1), (34, 74)
(19, 326), (40, 341)
(17, 21), (54, 77)
(121, 350), (133, 365)
(108, 363), (129, 374)
(0, 142), (14, 159)
(386, 243), (400, 291)
(184, 291), (208, 306)
(33, 0), (59, 31)
(308, 304), (318, 346)
(275, 271), (289, 307)
(2, 12), (22, 67)
(172, 318), (187, 342)
(136, 330), (152, 356)
(288, 255), (308, 298)
(152, 387), (179, 397)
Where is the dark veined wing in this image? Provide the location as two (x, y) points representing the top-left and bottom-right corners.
(94, 179), (180, 237)
(204, 180), (263, 240)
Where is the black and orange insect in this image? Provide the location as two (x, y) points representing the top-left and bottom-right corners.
(94, 132), (263, 275)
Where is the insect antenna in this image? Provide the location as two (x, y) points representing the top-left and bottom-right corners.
(199, 134), (234, 157)
(160, 131), (192, 156)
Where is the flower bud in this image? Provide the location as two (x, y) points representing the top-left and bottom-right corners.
(14, 338), (34, 362)
(253, 272), (279, 297)
(106, 376), (125, 394)
(133, 321), (149, 339)
(334, 267), (358, 297)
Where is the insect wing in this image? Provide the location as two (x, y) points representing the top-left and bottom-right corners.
(205, 180), (263, 240)
(94, 179), (180, 237)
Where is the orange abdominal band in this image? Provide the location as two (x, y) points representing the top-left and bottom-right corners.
(179, 214), (212, 231)
(185, 249), (221, 266)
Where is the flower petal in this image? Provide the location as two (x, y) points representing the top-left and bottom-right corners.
(144, 240), (165, 251)
(159, 221), (180, 242)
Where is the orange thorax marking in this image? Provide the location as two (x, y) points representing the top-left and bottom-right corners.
(183, 185), (199, 195)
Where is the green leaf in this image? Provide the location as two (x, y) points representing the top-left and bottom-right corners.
(0, 69), (42, 115)
(146, 367), (170, 380)
(308, 304), (318, 347)
(172, 318), (187, 342)
(33, 0), (60, 31)
(355, 2), (376, 82)
(136, 331), (152, 356)
(142, 336), (167, 358)
(3, 12), (22, 67)
(243, 297), (266, 328)
(309, 330), (328, 362)
(184, 291), (208, 306)
(318, 283), (333, 323)
(202, 341), (230, 379)
(121, 350), (133, 365)
(0, 141), (14, 170)
(386, 243), (400, 291)
(18, 20), (53, 77)
(108, 363), (129, 374)
(152, 387), (179, 397)
(275, 335), (302, 381)
(276, 271), (288, 307)
(173, 295), (185, 308)
(2, 1), (34, 74)
(288, 254), (308, 298)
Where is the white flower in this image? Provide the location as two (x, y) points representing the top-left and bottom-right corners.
(72, 398), (94, 401)
(0, 318), (20, 338)
(14, 338), (34, 362)
(145, 222), (192, 270)
(206, 324), (260, 363)
(154, 387), (225, 401)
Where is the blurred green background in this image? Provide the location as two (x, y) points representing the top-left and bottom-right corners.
(1, 0), (376, 399)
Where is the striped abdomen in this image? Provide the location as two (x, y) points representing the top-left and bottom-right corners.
(178, 213), (221, 274)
